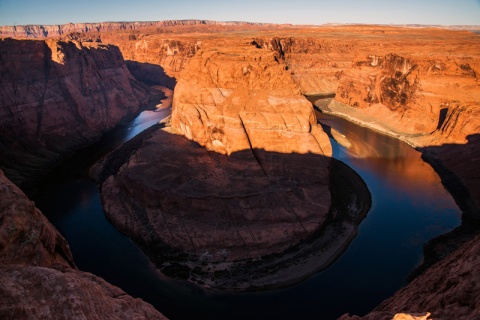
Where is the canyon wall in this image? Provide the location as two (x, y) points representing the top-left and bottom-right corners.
(0, 169), (166, 319)
(334, 52), (479, 143)
(0, 38), (150, 190)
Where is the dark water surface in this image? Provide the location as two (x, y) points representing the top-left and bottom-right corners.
(35, 107), (461, 319)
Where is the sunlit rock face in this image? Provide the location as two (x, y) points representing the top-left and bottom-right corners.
(171, 42), (332, 157)
(334, 52), (480, 140)
(99, 41), (370, 289)
(0, 38), (149, 190)
(251, 36), (355, 95)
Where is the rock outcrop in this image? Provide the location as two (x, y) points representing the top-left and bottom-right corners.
(0, 38), (150, 191)
(171, 43), (332, 156)
(97, 41), (370, 289)
(252, 37), (356, 95)
(0, 169), (166, 319)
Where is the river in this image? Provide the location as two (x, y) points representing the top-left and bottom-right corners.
(34, 97), (461, 319)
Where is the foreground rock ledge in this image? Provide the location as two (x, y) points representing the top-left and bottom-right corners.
(0, 169), (166, 319)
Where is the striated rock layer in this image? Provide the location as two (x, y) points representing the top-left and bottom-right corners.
(0, 38), (150, 191)
(98, 41), (370, 289)
(0, 169), (166, 319)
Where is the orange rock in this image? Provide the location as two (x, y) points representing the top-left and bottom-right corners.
(171, 42), (332, 157)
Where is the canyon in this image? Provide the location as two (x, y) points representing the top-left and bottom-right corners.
(0, 21), (479, 319)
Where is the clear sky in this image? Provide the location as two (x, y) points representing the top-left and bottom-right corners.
(0, 0), (479, 26)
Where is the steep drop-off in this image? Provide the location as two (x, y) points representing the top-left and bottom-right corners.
(97, 41), (370, 289)
(0, 169), (166, 319)
(0, 38), (150, 191)
(339, 231), (480, 320)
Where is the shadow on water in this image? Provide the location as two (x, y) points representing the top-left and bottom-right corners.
(34, 104), (462, 319)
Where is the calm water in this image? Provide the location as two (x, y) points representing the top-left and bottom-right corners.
(35, 106), (461, 319)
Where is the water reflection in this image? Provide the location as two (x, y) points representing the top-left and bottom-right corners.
(317, 111), (457, 212)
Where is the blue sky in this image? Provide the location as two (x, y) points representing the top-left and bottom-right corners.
(0, 0), (479, 26)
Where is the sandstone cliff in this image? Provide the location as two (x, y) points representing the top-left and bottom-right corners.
(97, 41), (370, 289)
(334, 52), (479, 142)
(0, 38), (150, 191)
(0, 169), (166, 319)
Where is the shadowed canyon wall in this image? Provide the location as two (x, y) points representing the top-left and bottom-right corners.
(0, 38), (150, 191)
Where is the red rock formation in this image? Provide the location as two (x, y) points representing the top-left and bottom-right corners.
(0, 266), (166, 320)
(0, 38), (150, 190)
(333, 52), (479, 141)
(171, 43), (331, 157)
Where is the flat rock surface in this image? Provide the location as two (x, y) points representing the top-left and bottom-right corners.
(99, 126), (370, 289)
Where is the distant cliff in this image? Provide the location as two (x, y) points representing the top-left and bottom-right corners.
(0, 38), (149, 190)
(0, 20), (269, 39)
